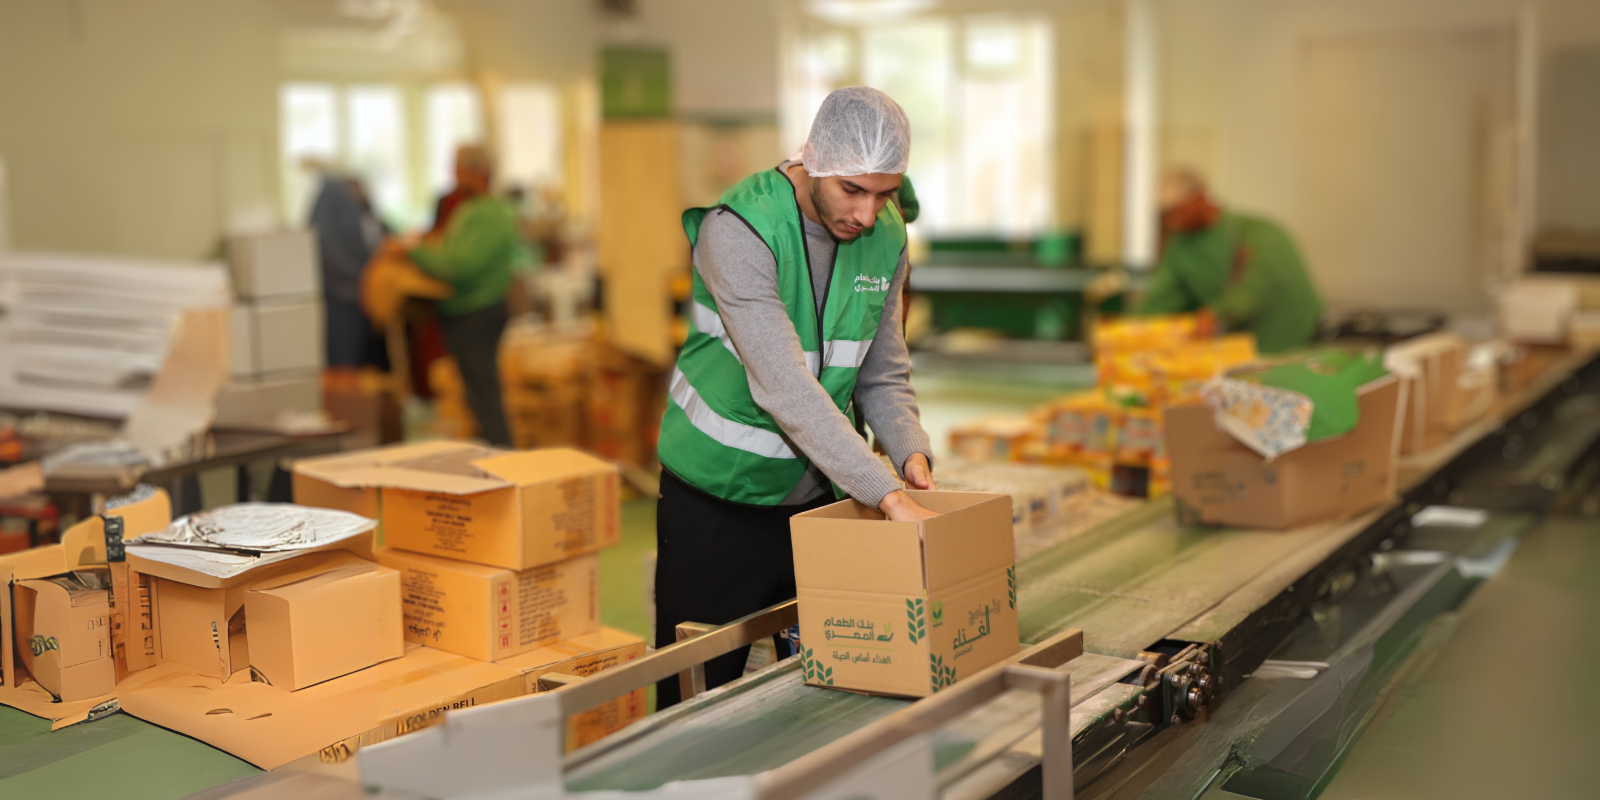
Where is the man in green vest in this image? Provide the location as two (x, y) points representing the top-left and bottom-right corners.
(1138, 169), (1324, 353)
(655, 87), (938, 707)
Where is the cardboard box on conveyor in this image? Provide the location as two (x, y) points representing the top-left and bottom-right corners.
(1165, 360), (1404, 530)
(790, 491), (1020, 698)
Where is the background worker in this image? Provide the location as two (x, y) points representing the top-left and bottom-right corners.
(654, 87), (938, 708)
(403, 145), (519, 447)
(308, 168), (385, 371)
(1138, 168), (1324, 353)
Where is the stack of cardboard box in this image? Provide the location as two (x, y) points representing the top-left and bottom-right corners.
(432, 328), (668, 469)
(292, 442), (647, 747)
(216, 231), (324, 429)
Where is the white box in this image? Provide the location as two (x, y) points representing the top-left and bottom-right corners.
(213, 370), (321, 429)
(1499, 281), (1577, 344)
(228, 230), (319, 299)
(231, 298), (324, 377)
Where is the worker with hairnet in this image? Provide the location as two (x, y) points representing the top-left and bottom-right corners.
(1138, 168), (1323, 353)
(654, 87), (937, 707)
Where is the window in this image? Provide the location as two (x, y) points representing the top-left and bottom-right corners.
(345, 85), (409, 227)
(279, 83), (339, 227)
(280, 80), (553, 232)
(497, 82), (565, 198)
(784, 13), (1055, 237)
(425, 82), (484, 202)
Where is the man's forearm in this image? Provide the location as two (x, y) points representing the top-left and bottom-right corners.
(855, 250), (934, 477)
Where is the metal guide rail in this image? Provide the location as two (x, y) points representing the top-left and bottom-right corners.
(358, 604), (1085, 800)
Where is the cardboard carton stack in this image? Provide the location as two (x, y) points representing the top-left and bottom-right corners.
(432, 330), (667, 468)
(293, 442), (646, 742)
(217, 231), (324, 429)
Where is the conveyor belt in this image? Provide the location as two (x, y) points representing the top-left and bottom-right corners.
(560, 351), (1600, 795)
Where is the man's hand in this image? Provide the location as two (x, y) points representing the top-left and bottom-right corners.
(880, 489), (939, 522)
(903, 453), (936, 490)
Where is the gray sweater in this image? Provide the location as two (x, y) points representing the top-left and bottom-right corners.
(691, 164), (932, 507)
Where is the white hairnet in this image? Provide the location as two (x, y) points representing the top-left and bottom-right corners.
(800, 86), (911, 178)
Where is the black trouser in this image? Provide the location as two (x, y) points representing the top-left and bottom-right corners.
(653, 469), (833, 709)
(439, 301), (512, 447)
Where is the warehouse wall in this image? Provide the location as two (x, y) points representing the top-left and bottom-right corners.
(1537, 46), (1600, 233)
(0, 0), (281, 260)
(1153, 0), (1600, 315)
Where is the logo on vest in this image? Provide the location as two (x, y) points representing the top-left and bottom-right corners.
(854, 275), (890, 293)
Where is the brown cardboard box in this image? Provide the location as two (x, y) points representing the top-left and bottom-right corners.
(496, 627), (647, 750)
(790, 491), (1020, 698)
(14, 572), (116, 702)
(294, 443), (620, 571)
(375, 548), (599, 662)
(245, 560), (404, 690)
(153, 550), (377, 680)
(1165, 376), (1403, 530)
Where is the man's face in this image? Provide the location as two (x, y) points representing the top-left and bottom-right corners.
(810, 172), (903, 242)
(456, 164), (490, 196)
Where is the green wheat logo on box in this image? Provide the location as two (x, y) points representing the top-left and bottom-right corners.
(929, 654), (957, 691)
(799, 645), (833, 686)
(905, 598), (926, 645)
(1007, 566), (1017, 610)
(931, 600), (944, 625)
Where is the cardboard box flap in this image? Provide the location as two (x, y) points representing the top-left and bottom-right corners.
(472, 449), (613, 487)
(791, 503), (926, 595)
(105, 485), (174, 538)
(315, 466), (509, 496)
(912, 492), (1015, 591)
(292, 441), (496, 486)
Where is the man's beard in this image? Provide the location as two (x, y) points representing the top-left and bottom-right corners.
(810, 182), (856, 243)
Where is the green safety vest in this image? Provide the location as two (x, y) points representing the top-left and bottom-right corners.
(659, 167), (906, 505)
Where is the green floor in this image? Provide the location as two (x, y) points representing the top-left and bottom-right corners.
(1316, 516), (1600, 800)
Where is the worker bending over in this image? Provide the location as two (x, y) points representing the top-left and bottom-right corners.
(1139, 169), (1323, 353)
(654, 87), (938, 707)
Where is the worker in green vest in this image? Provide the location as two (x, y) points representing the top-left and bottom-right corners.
(655, 87), (938, 707)
(1138, 169), (1323, 353)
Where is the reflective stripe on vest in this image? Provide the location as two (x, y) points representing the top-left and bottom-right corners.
(690, 300), (874, 371)
(668, 366), (797, 460)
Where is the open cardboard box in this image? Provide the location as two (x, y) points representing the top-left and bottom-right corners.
(1386, 333), (1499, 455)
(497, 626), (647, 750)
(14, 572), (116, 702)
(293, 442), (620, 570)
(376, 548), (599, 662)
(1165, 375), (1404, 530)
(790, 491), (1020, 698)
